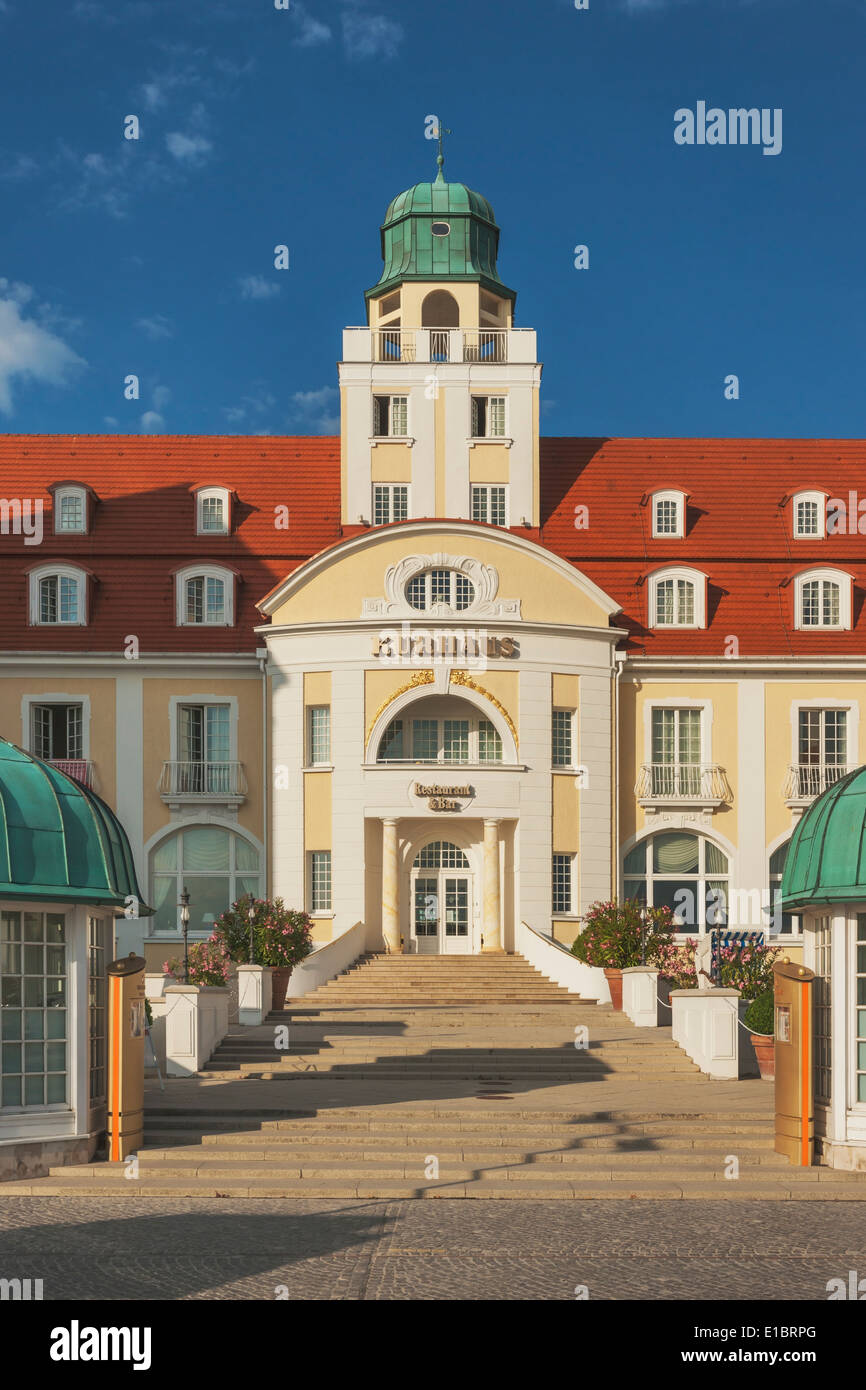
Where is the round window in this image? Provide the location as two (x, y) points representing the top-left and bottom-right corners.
(431, 221), (451, 236)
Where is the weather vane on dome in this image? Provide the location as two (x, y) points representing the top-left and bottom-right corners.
(435, 119), (452, 176)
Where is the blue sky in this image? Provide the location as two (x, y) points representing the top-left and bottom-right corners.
(0, 0), (864, 439)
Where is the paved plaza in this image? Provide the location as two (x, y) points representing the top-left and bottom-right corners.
(1, 1195), (864, 1300)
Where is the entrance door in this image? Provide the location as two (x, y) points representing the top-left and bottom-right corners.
(410, 842), (473, 954)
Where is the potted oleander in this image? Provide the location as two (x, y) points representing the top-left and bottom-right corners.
(214, 895), (314, 1010)
(164, 932), (231, 987)
(743, 990), (775, 1080)
(570, 899), (675, 1011)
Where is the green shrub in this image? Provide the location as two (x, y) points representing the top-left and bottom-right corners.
(744, 989), (774, 1036)
(570, 899), (675, 970)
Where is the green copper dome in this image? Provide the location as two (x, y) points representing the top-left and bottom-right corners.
(780, 766), (866, 910)
(366, 162), (516, 306)
(0, 739), (150, 911)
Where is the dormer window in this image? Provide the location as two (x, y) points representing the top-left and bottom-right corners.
(49, 482), (92, 536)
(176, 565), (235, 627)
(648, 567), (707, 629)
(792, 491), (826, 539)
(651, 490), (686, 539)
(794, 568), (852, 630)
(195, 487), (231, 536)
(406, 568), (475, 613)
(29, 564), (88, 626)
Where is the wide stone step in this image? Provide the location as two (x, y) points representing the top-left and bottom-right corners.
(139, 1144), (790, 1166)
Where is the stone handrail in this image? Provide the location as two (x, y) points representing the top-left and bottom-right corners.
(285, 920), (370, 999)
(516, 919), (611, 1004)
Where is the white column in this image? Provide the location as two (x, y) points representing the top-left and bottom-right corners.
(482, 818), (502, 952)
(382, 818), (401, 953)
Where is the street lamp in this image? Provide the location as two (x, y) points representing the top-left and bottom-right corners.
(179, 888), (190, 982)
(248, 899), (256, 966)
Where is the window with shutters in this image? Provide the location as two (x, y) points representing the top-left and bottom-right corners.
(470, 395), (506, 438)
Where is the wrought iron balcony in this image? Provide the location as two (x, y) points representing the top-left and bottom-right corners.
(48, 759), (95, 789)
(635, 762), (731, 808)
(159, 760), (248, 805)
(783, 763), (856, 804)
(343, 326), (537, 366)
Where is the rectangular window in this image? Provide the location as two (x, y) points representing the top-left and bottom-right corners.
(200, 496), (225, 532)
(412, 719), (439, 761)
(178, 705), (231, 793)
(0, 910), (67, 1110)
(373, 395), (408, 437)
(185, 576), (226, 625)
(471, 395), (506, 438)
(654, 499), (680, 536)
(801, 579), (840, 628)
(552, 855), (573, 915)
(373, 484), (409, 526)
(308, 706), (331, 765)
(813, 916), (833, 1104)
(797, 709), (848, 796)
(59, 494), (84, 532)
(310, 851), (332, 913)
(855, 915), (866, 1105)
(795, 499), (819, 537)
(478, 718), (503, 762)
(552, 709), (574, 767)
(651, 708), (702, 797)
(655, 578), (694, 626)
(39, 575), (79, 625)
(471, 485), (507, 526)
(31, 704), (83, 761)
(443, 719), (470, 763)
(88, 917), (106, 1102)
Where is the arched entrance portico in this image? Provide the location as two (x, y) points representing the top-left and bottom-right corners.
(410, 840), (473, 955)
(380, 818), (503, 955)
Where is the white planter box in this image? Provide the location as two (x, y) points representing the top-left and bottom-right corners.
(164, 985), (230, 1078)
(622, 967), (659, 1027)
(237, 965), (274, 1026)
(671, 988), (740, 1079)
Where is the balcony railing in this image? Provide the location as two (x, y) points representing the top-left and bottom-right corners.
(49, 759), (95, 789)
(635, 762), (732, 805)
(159, 761), (248, 801)
(783, 763), (856, 802)
(351, 326), (537, 366)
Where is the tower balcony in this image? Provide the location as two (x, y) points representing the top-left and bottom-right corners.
(342, 327), (537, 366)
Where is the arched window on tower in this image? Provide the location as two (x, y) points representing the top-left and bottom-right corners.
(422, 289), (459, 362)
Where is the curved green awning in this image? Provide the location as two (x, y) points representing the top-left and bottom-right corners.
(0, 739), (150, 913)
(780, 766), (866, 911)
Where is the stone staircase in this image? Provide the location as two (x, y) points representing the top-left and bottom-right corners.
(4, 952), (866, 1199)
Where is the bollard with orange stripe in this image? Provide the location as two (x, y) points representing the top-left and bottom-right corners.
(773, 960), (816, 1167)
(106, 952), (147, 1163)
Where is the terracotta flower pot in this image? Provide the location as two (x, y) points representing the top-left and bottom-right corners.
(750, 1034), (775, 1081)
(603, 967), (624, 1012)
(271, 967), (293, 1012)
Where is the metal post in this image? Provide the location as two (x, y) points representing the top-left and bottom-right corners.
(248, 901), (256, 966)
(179, 888), (190, 982)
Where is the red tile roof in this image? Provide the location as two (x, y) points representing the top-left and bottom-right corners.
(0, 432), (864, 657)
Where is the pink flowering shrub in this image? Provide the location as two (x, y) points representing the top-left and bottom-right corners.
(214, 894), (314, 970)
(657, 935), (780, 998)
(657, 938), (699, 989)
(570, 899), (675, 969)
(164, 931), (231, 987)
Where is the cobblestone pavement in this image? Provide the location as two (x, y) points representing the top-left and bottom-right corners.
(1, 1196), (864, 1300)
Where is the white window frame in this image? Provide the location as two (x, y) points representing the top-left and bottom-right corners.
(54, 485), (88, 535)
(195, 487), (231, 536)
(791, 491), (826, 540)
(29, 564), (88, 626)
(371, 394), (409, 440)
(21, 693), (92, 762)
(470, 394), (507, 440)
(647, 567), (707, 629)
(650, 490), (686, 539)
(793, 568), (852, 631)
(552, 853), (576, 916)
(471, 484), (509, 527)
(789, 698), (858, 776)
(175, 565), (235, 627)
(405, 568), (476, 613)
(551, 708), (576, 769)
(146, 823), (262, 938)
(308, 850), (333, 915)
(307, 705), (331, 767)
(372, 483), (409, 526)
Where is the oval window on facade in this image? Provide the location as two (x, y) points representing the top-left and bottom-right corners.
(431, 221), (451, 236)
(405, 568), (475, 612)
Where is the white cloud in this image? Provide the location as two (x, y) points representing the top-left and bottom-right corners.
(0, 281), (85, 414)
(137, 313), (174, 340)
(293, 3), (332, 47)
(0, 154), (38, 181)
(238, 274), (280, 301)
(165, 130), (213, 164)
(342, 11), (404, 61)
(152, 384), (171, 411)
(286, 385), (340, 434)
(104, 415), (118, 427)
(140, 410), (165, 433)
(222, 386), (276, 425)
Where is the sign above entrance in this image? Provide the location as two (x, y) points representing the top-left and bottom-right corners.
(414, 782), (473, 811)
(373, 629), (518, 662)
